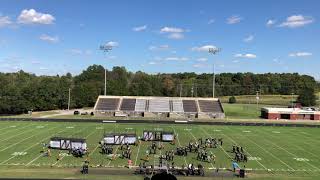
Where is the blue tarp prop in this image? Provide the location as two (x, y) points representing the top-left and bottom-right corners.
(232, 162), (240, 169)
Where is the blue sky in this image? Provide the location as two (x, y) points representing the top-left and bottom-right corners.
(0, 0), (319, 78)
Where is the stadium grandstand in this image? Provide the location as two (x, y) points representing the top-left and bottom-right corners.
(94, 96), (225, 119)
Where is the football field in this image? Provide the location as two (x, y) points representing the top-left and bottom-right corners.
(0, 120), (320, 179)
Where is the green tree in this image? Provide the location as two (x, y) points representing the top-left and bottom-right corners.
(297, 88), (316, 106)
(229, 96), (237, 104)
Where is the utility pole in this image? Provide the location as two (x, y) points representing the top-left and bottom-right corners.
(104, 68), (107, 96)
(256, 90), (260, 110)
(208, 47), (221, 98)
(291, 92), (294, 110)
(68, 88), (71, 111)
(213, 64), (215, 98)
(191, 84), (194, 97)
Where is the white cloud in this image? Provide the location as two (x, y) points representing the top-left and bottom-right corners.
(193, 63), (207, 68)
(289, 52), (312, 57)
(132, 25), (147, 32)
(208, 19), (215, 24)
(105, 41), (119, 47)
(107, 55), (117, 59)
(234, 53), (257, 58)
(17, 9), (55, 25)
(31, 60), (41, 64)
(0, 16), (12, 27)
(279, 15), (314, 28)
(243, 35), (254, 42)
(191, 45), (219, 52)
(167, 33), (184, 39)
(266, 19), (276, 27)
(227, 15), (242, 24)
(196, 58), (208, 62)
(149, 45), (170, 51)
(39, 34), (59, 43)
(160, 26), (185, 33)
(148, 61), (158, 65)
(39, 67), (48, 70)
(69, 49), (92, 55)
(160, 26), (187, 40)
(165, 57), (188, 61)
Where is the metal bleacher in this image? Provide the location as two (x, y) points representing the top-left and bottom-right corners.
(120, 98), (136, 111)
(182, 100), (198, 113)
(149, 98), (170, 112)
(171, 100), (184, 112)
(94, 96), (225, 118)
(95, 98), (120, 111)
(135, 99), (147, 112)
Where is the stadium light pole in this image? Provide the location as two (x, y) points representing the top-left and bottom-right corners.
(208, 47), (221, 98)
(99, 43), (113, 96)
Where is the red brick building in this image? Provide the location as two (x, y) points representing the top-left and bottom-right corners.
(261, 107), (320, 120)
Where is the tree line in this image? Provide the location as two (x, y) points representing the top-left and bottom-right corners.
(0, 64), (318, 114)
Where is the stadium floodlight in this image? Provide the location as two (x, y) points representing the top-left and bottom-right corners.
(99, 44), (113, 52)
(99, 42), (114, 96)
(208, 47), (221, 98)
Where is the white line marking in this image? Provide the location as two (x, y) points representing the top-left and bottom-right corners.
(200, 127), (232, 159)
(52, 127), (95, 166)
(1, 126), (64, 165)
(171, 126), (187, 166)
(189, 130), (214, 169)
(0, 126), (56, 152)
(0, 124), (34, 137)
(217, 127), (268, 170)
(234, 126), (295, 171)
(134, 140), (141, 166)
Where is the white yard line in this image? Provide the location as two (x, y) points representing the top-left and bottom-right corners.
(271, 129), (320, 161)
(88, 128), (113, 157)
(200, 127), (231, 159)
(188, 130), (215, 169)
(257, 130), (320, 171)
(134, 140), (141, 166)
(106, 126), (126, 166)
(52, 127), (96, 167)
(0, 124), (34, 138)
(25, 154), (43, 166)
(234, 127), (295, 171)
(219, 126), (268, 170)
(171, 126), (187, 166)
(0, 124), (16, 132)
(0, 126), (64, 165)
(0, 125), (57, 152)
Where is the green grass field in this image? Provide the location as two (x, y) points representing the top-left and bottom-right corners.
(219, 95), (298, 106)
(0, 121), (320, 179)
